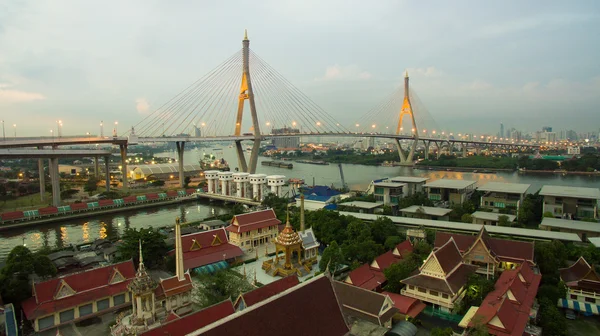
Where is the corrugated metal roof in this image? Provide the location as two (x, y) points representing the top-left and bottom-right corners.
(133, 163), (202, 175)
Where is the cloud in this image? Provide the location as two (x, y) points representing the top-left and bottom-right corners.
(0, 84), (45, 102)
(135, 98), (150, 114)
(406, 67), (443, 78)
(315, 64), (372, 81)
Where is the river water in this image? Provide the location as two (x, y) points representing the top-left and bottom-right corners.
(0, 146), (598, 260)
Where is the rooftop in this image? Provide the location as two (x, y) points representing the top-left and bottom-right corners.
(539, 185), (600, 199)
(338, 212), (582, 243)
(389, 176), (429, 183)
(424, 178), (477, 190)
(340, 201), (384, 209)
(589, 237), (600, 248)
(132, 163), (203, 174)
(478, 182), (531, 195)
(373, 181), (406, 188)
(471, 211), (517, 222)
(540, 217), (600, 234)
(400, 205), (452, 217)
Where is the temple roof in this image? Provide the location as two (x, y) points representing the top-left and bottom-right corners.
(299, 227), (320, 250)
(234, 276), (299, 310)
(333, 280), (398, 326)
(344, 264), (387, 291)
(274, 213), (302, 247)
(171, 228), (244, 270)
(227, 209), (281, 233)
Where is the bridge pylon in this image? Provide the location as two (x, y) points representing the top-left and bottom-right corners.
(234, 29), (261, 173)
(395, 70), (419, 166)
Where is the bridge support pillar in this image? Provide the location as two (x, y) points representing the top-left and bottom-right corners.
(94, 157), (100, 179)
(423, 141), (430, 160)
(434, 142), (442, 159)
(394, 139), (407, 164)
(38, 159), (45, 201)
(49, 157), (60, 207)
(176, 141), (186, 188)
(105, 157), (110, 192)
(463, 145), (468, 157)
(235, 141), (248, 172)
(120, 144), (128, 191)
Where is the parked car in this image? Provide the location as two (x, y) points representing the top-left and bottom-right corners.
(565, 309), (577, 320)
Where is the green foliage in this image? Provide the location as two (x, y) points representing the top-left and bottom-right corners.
(383, 254), (420, 293)
(517, 192), (543, 227)
(100, 190), (122, 200)
(116, 227), (168, 268)
(430, 327), (455, 336)
(398, 192), (433, 209)
(339, 193), (376, 203)
(0, 245), (58, 307)
(184, 176), (191, 188)
(319, 241), (343, 274)
(560, 153), (600, 172)
(84, 177), (99, 193)
(461, 213), (474, 223)
(449, 201), (476, 222)
(384, 236), (404, 250)
(456, 274), (496, 315)
(419, 155), (519, 169)
(543, 211), (554, 218)
(194, 269), (254, 308)
(60, 188), (79, 199)
(518, 156), (560, 171)
(497, 215), (511, 227)
(535, 240), (568, 286)
(150, 180), (165, 187)
(537, 298), (567, 336)
(368, 217), (400, 245)
(412, 240), (432, 258)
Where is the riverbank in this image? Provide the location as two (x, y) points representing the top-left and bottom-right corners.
(414, 165), (514, 173)
(518, 169), (600, 175)
(0, 196), (199, 232)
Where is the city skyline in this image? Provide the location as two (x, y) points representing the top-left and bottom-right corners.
(1, 1), (599, 136)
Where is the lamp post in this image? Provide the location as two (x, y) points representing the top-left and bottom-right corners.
(1, 120), (5, 141)
(100, 121), (104, 137)
(13, 124), (16, 139)
(57, 120), (62, 138)
(50, 129), (54, 141)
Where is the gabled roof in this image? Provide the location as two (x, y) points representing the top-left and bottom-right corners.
(227, 209), (281, 233)
(344, 264), (386, 291)
(371, 250), (400, 271)
(299, 227), (320, 250)
(382, 291), (426, 318)
(434, 230), (534, 263)
(559, 256), (597, 283)
(158, 272), (193, 298)
(22, 260), (135, 320)
(173, 228), (245, 270)
(393, 240), (413, 258)
(333, 280), (398, 326)
(433, 238), (463, 274)
(302, 185), (342, 197)
(233, 276), (299, 310)
(140, 300), (235, 336)
(190, 275), (350, 336)
(468, 262), (541, 336)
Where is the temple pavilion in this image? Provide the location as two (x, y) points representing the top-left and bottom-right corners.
(262, 204), (315, 277)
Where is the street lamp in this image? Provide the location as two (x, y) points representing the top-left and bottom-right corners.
(57, 120), (63, 138)
(50, 129), (54, 140)
(1, 120), (5, 141)
(114, 121), (118, 135)
(100, 121), (104, 137)
(13, 124), (16, 139)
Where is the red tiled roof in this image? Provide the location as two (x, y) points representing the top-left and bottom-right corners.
(226, 209), (281, 233)
(434, 238), (463, 274)
(141, 300), (235, 336)
(394, 240), (413, 257)
(470, 262), (541, 336)
(382, 291), (426, 318)
(198, 275), (349, 336)
(346, 264), (386, 291)
(172, 228), (245, 270)
(235, 276), (299, 309)
(22, 260), (135, 320)
(435, 231), (534, 263)
(372, 250), (400, 271)
(560, 256), (594, 283)
(160, 273), (193, 298)
(165, 311), (180, 322)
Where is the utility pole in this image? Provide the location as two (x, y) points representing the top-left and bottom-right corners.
(1, 120), (5, 141)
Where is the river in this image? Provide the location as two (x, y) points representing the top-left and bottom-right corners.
(0, 146), (598, 260)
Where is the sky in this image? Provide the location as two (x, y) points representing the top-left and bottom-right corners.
(0, 0), (599, 136)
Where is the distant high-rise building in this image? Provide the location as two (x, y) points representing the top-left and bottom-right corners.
(542, 126), (552, 132)
(566, 130), (578, 141)
(500, 123), (504, 139)
(367, 137), (375, 148)
(193, 125), (201, 137)
(271, 126), (300, 149)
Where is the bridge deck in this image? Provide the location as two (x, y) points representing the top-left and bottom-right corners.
(194, 192), (261, 206)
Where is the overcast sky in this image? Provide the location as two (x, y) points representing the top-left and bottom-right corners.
(1, 0), (599, 136)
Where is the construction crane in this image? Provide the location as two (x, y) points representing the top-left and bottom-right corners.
(338, 163), (348, 191)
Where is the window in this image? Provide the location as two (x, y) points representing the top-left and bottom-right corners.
(585, 297), (596, 303)
(430, 290), (438, 296)
(408, 285), (414, 290)
(571, 294), (578, 300)
(97, 298), (110, 311)
(442, 294), (449, 299)
(241, 242), (244, 246)
(258, 228), (262, 234)
(418, 287), (426, 293)
(59, 309), (75, 323)
(79, 303), (93, 317)
(113, 294), (126, 306)
(38, 315), (55, 330)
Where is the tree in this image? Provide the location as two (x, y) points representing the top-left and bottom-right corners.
(369, 217), (399, 245)
(543, 211), (554, 218)
(33, 255), (57, 278)
(116, 227), (168, 268)
(461, 213), (474, 223)
(184, 176), (191, 188)
(537, 298), (567, 336)
(194, 269), (254, 308)
(319, 241), (343, 274)
(384, 236), (403, 250)
(383, 256), (420, 293)
(84, 177), (99, 194)
(431, 327), (454, 336)
(497, 215), (511, 227)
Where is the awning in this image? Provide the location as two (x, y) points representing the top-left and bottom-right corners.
(192, 260), (229, 275)
(558, 299), (600, 315)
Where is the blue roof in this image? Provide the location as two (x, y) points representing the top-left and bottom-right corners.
(301, 185), (341, 197)
(300, 195), (333, 202)
(324, 204), (337, 210)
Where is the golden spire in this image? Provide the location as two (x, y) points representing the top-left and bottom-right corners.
(244, 29), (248, 40)
(285, 204), (291, 227)
(404, 69), (409, 78)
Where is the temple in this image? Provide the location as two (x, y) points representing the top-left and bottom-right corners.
(434, 226), (534, 279)
(111, 218), (194, 335)
(401, 238), (478, 312)
(227, 209), (281, 253)
(174, 227), (244, 273)
(558, 257), (600, 314)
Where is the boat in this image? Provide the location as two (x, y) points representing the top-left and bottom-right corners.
(288, 178), (305, 185)
(200, 154), (230, 171)
(296, 159), (329, 165)
(261, 161), (293, 169)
